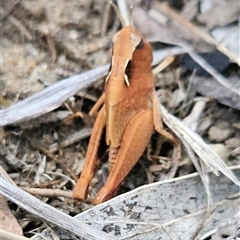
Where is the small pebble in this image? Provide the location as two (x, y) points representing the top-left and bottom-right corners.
(225, 138), (240, 150)
(208, 143), (228, 162)
(208, 122), (232, 142)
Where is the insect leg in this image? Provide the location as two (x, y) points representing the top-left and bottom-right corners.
(93, 110), (153, 204)
(73, 106), (106, 200)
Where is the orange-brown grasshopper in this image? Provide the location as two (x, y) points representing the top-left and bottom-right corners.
(73, 11), (180, 205)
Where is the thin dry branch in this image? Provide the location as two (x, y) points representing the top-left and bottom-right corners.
(49, 127), (92, 153)
(0, 229), (31, 240)
(153, 2), (240, 66)
(21, 188), (72, 199)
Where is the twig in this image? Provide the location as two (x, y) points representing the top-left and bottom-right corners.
(0, 177), (116, 240)
(46, 34), (57, 63)
(190, 207), (216, 240)
(153, 2), (240, 66)
(38, 179), (62, 188)
(49, 127), (92, 153)
(100, 1), (111, 36)
(0, 0), (22, 20)
(152, 56), (175, 75)
(21, 187), (72, 199)
(161, 226), (175, 240)
(0, 229), (30, 240)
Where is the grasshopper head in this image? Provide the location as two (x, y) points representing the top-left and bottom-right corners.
(112, 26), (153, 66)
(106, 26), (153, 88)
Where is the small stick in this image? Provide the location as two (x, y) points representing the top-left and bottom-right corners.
(21, 187), (72, 199)
(100, 1), (111, 36)
(49, 127), (92, 153)
(46, 34), (57, 63)
(152, 56), (175, 75)
(0, 229), (30, 240)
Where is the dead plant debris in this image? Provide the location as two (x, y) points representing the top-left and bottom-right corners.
(1, 0), (239, 239)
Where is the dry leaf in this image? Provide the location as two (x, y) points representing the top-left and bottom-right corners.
(33, 168), (240, 240)
(210, 210), (240, 240)
(0, 195), (23, 236)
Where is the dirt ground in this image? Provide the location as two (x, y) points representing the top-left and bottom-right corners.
(1, 0), (239, 238)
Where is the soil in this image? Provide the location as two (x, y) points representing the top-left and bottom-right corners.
(1, 0), (239, 238)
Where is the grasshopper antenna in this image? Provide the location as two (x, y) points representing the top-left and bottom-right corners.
(109, 1), (127, 26)
(129, 5), (135, 28)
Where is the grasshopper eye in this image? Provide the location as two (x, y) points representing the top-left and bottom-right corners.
(136, 39), (144, 49)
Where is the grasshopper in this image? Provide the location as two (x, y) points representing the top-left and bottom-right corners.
(73, 15), (180, 205)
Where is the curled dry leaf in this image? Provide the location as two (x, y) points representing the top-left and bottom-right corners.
(192, 76), (240, 110)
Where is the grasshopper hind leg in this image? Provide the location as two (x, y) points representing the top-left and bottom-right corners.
(93, 110), (154, 205)
(72, 106), (106, 201)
